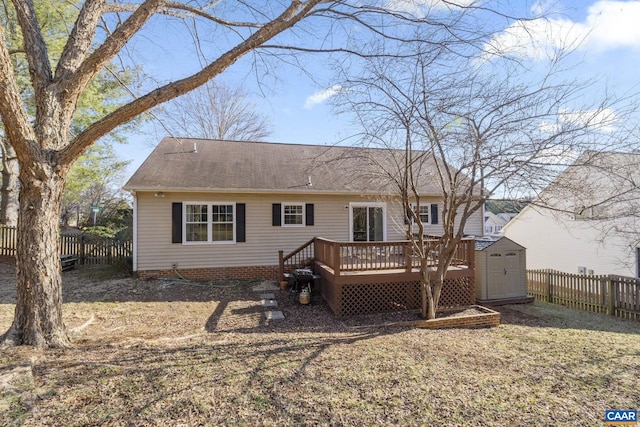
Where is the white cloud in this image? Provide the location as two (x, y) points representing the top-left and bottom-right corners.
(304, 85), (342, 110)
(584, 1), (640, 51)
(482, 17), (584, 61)
(385, 0), (477, 17)
(483, 1), (640, 61)
(540, 107), (618, 133)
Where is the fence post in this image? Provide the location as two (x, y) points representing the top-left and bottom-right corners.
(607, 275), (616, 316)
(546, 270), (553, 302)
(79, 234), (85, 265)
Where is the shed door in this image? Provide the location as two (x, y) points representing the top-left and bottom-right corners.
(487, 251), (521, 299)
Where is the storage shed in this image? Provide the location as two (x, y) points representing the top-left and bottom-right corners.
(475, 236), (532, 305)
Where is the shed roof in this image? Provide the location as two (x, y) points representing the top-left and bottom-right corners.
(124, 137), (445, 195)
(475, 236), (526, 251)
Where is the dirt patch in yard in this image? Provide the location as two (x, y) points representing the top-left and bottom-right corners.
(0, 256), (492, 337)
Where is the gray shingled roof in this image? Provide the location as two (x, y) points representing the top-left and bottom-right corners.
(124, 137), (444, 195)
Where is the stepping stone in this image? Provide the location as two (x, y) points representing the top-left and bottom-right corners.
(262, 299), (278, 308)
(252, 281), (279, 292)
(259, 293), (276, 300)
(264, 310), (285, 320)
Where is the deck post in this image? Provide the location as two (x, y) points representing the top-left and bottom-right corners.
(465, 238), (475, 270)
(404, 242), (412, 273)
(278, 250), (284, 282)
(333, 241), (341, 276)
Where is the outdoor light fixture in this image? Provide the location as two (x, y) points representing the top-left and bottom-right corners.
(154, 192), (165, 198)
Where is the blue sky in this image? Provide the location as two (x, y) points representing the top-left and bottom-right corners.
(114, 0), (640, 180)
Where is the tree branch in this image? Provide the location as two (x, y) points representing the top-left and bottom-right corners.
(10, 0), (51, 97)
(55, 0), (106, 82)
(57, 0), (164, 108)
(0, 24), (38, 162)
(62, 0), (323, 163)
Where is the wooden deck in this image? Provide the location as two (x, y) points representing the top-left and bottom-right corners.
(280, 238), (476, 316)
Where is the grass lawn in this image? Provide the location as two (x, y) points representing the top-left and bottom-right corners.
(0, 262), (639, 426)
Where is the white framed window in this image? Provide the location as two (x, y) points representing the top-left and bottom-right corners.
(184, 202), (235, 243)
(185, 204), (208, 242)
(282, 203), (305, 226)
(418, 205), (430, 224)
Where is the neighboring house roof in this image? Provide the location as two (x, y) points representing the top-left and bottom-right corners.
(484, 211), (508, 228)
(503, 150), (640, 234)
(500, 151), (640, 276)
(496, 212), (517, 222)
(125, 137), (447, 195)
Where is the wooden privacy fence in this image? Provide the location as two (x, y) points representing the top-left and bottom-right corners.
(0, 225), (132, 265)
(527, 269), (640, 322)
(0, 225), (16, 256)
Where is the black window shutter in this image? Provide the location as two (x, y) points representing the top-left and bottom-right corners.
(305, 204), (314, 226)
(431, 204), (439, 225)
(172, 202), (183, 243)
(404, 206), (412, 225)
(272, 203), (281, 226)
(236, 203), (246, 242)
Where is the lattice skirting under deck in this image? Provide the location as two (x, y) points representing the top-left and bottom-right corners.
(322, 276), (475, 317)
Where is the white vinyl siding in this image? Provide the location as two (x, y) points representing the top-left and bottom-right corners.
(504, 206), (637, 277)
(133, 192), (484, 271)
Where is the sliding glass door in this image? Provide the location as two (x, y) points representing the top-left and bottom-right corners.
(351, 204), (385, 242)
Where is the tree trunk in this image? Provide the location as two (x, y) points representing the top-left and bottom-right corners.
(422, 275), (443, 320)
(0, 140), (19, 226)
(1, 161), (69, 347)
(420, 264), (440, 319)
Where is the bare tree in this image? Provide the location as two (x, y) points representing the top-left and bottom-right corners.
(0, 0), (485, 347)
(161, 81), (272, 141)
(336, 37), (635, 318)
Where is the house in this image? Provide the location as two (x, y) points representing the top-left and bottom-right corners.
(124, 137), (484, 283)
(484, 211), (508, 235)
(503, 151), (640, 278)
(497, 212), (517, 223)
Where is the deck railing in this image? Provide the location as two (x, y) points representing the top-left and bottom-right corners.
(282, 237), (476, 316)
(314, 237), (475, 274)
(278, 238), (315, 280)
